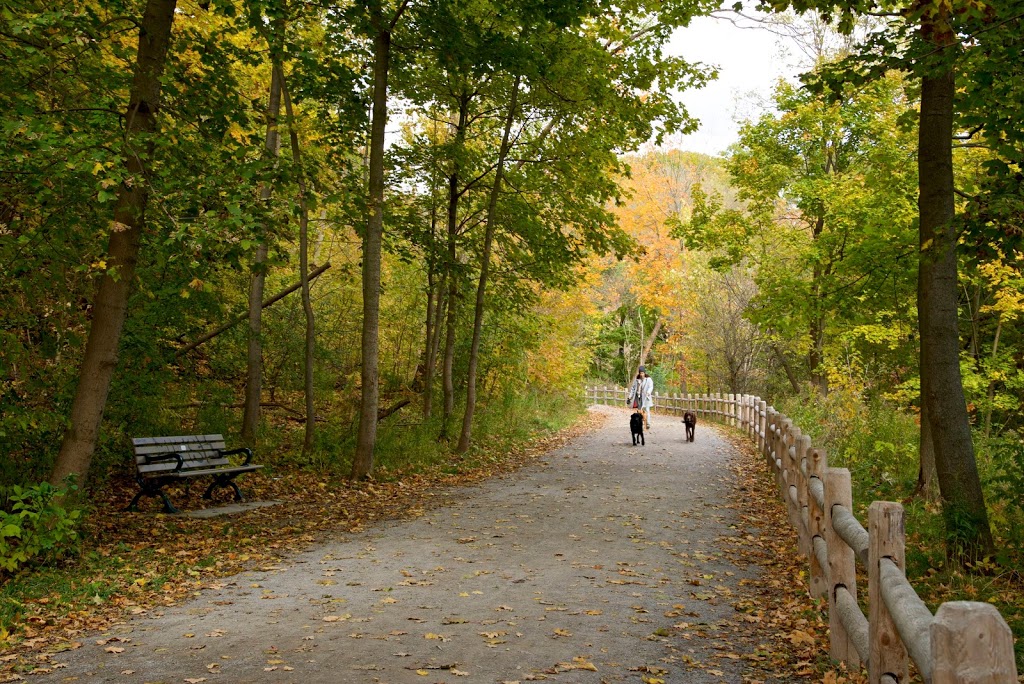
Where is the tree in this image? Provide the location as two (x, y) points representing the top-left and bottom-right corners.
(755, 0), (1002, 560)
(50, 0), (180, 486)
(351, 0), (411, 480)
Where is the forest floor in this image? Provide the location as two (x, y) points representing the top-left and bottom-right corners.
(3, 406), (865, 684)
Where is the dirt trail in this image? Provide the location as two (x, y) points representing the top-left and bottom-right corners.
(38, 406), (786, 683)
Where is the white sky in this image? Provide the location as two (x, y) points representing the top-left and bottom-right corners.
(663, 13), (808, 157)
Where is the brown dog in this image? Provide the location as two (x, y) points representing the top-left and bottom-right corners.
(682, 412), (696, 442)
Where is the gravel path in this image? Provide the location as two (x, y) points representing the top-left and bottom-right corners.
(39, 406), (783, 683)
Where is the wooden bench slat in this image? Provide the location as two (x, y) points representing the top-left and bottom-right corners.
(134, 449), (226, 463)
(160, 465), (263, 478)
(136, 460), (232, 474)
(132, 434), (224, 446)
(133, 441), (226, 455)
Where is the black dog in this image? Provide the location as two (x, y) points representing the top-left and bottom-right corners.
(683, 412), (696, 442)
(630, 411), (645, 446)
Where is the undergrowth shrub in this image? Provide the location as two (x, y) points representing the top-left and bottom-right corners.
(777, 386), (919, 504)
(0, 482), (82, 576)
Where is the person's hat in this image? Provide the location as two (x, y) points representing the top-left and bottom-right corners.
(638, 366), (646, 373)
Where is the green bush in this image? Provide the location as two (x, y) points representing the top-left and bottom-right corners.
(0, 482), (82, 575)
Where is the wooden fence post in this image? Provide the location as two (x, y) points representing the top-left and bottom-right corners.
(745, 395), (752, 436)
(782, 422), (800, 535)
(795, 434), (812, 556)
(766, 408), (778, 470)
(758, 400), (767, 455)
(825, 467), (860, 666)
(869, 501), (909, 684)
(807, 447), (827, 599)
(931, 601), (1018, 683)
(782, 428), (798, 544)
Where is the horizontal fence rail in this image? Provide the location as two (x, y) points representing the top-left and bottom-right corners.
(586, 386), (1018, 683)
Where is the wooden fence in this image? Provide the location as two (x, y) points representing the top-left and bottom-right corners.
(587, 386), (1019, 683)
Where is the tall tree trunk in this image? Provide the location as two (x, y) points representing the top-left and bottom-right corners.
(916, 398), (939, 498)
(423, 271), (446, 418)
(917, 56), (993, 561)
(50, 0), (178, 485)
(439, 94), (470, 441)
(809, 219), (827, 396)
(457, 73), (521, 454)
(242, 58), (283, 445)
(983, 315), (1002, 439)
(773, 343), (801, 394)
(421, 171), (443, 418)
(637, 318), (662, 377)
(279, 68), (316, 455)
(352, 3), (398, 479)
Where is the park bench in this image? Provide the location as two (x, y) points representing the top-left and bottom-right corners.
(127, 435), (262, 514)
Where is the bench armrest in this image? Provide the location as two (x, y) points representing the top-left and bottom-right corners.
(147, 452), (184, 471)
(222, 447), (254, 465)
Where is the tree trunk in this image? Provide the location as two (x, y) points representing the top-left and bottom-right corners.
(983, 315), (1002, 439)
(439, 94), (470, 441)
(773, 344), (802, 394)
(50, 0), (178, 486)
(916, 398), (939, 498)
(423, 272), (446, 418)
(637, 318), (662, 377)
(917, 61), (993, 561)
(242, 60), (283, 445)
(457, 74), (521, 454)
(279, 68), (317, 456)
(352, 5), (393, 479)
(421, 173), (443, 418)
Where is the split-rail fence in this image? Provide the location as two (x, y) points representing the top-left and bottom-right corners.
(586, 385), (1018, 683)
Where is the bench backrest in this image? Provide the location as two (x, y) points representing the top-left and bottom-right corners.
(132, 435), (228, 474)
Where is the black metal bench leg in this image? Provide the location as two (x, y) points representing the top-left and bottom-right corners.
(125, 484), (180, 514)
(125, 490), (146, 512)
(159, 491), (181, 514)
(203, 477), (245, 502)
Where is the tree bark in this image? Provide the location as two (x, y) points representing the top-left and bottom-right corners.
(637, 318), (662, 377)
(982, 315), (1002, 439)
(439, 94), (470, 441)
(916, 398), (939, 498)
(352, 3), (395, 479)
(50, 0), (178, 486)
(242, 58), (283, 445)
(421, 163), (444, 418)
(917, 58), (993, 561)
(279, 68), (317, 456)
(457, 73), (521, 454)
(773, 343), (802, 394)
(422, 271), (446, 418)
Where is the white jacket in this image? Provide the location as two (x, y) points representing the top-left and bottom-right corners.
(628, 376), (654, 409)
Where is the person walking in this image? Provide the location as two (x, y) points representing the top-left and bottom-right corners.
(627, 366), (654, 430)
